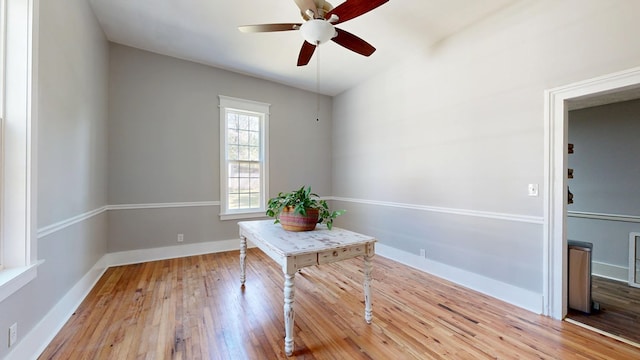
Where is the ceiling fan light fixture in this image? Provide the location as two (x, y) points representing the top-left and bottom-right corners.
(300, 19), (336, 45)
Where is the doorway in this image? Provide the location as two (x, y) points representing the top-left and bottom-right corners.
(543, 66), (640, 326)
(562, 99), (640, 344)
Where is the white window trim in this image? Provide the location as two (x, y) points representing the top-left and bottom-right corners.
(0, 0), (6, 271)
(218, 95), (270, 220)
(0, 0), (38, 301)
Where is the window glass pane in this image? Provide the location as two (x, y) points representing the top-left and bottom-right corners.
(250, 193), (261, 208)
(228, 145), (239, 160)
(249, 131), (259, 146)
(239, 115), (249, 130)
(239, 178), (250, 192)
(249, 117), (260, 131)
(228, 129), (239, 145)
(238, 194), (251, 208)
(239, 130), (249, 145)
(227, 113), (238, 129)
(238, 146), (249, 160)
(239, 162), (250, 178)
(228, 162), (239, 178)
(249, 146), (259, 161)
(229, 193), (239, 209)
(250, 163), (260, 178)
(250, 178), (260, 192)
(229, 175), (239, 192)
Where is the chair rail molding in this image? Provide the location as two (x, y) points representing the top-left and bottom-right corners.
(330, 197), (544, 224)
(568, 211), (640, 223)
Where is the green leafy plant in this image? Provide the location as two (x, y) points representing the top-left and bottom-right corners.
(266, 186), (346, 230)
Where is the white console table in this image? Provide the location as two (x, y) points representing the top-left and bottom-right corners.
(238, 220), (376, 356)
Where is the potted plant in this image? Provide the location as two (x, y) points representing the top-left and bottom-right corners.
(266, 186), (345, 231)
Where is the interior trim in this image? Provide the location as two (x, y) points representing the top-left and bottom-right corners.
(544, 65), (640, 320)
(37, 202), (221, 239)
(37, 198), (545, 240)
(108, 201), (220, 211)
(568, 211), (640, 223)
(37, 206), (108, 239)
(0, 263), (38, 304)
(630, 232), (640, 289)
(330, 196), (544, 224)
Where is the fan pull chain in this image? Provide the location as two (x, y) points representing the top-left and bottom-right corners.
(316, 41), (320, 122)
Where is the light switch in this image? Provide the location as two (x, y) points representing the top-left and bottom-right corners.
(528, 184), (539, 197)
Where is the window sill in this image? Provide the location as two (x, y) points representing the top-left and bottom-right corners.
(219, 211), (268, 221)
(0, 261), (41, 303)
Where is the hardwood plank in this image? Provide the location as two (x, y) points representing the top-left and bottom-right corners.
(40, 249), (640, 359)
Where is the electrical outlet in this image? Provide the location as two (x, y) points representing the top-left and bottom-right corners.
(528, 184), (539, 197)
(9, 323), (17, 347)
(177, 234), (184, 243)
(419, 249), (426, 258)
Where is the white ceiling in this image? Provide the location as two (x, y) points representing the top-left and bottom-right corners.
(89, 0), (518, 96)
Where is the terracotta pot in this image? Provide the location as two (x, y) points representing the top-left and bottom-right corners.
(279, 207), (319, 231)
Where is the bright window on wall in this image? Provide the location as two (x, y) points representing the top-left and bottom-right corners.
(0, 0), (36, 304)
(0, 0), (6, 271)
(219, 95), (270, 219)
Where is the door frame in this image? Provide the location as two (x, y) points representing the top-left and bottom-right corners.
(543, 66), (640, 319)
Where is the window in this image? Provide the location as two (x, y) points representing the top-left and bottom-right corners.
(0, 0), (5, 270)
(0, 0), (37, 302)
(219, 95), (269, 219)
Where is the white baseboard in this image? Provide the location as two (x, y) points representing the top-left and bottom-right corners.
(592, 261), (628, 282)
(6, 257), (108, 360)
(375, 243), (544, 314)
(105, 239), (247, 267)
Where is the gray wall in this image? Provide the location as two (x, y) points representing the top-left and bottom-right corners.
(0, 0), (109, 357)
(107, 44), (333, 252)
(331, 0), (640, 295)
(568, 99), (640, 270)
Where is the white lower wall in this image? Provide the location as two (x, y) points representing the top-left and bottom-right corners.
(593, 261), (628, 282)
(375, 243), (543, 314)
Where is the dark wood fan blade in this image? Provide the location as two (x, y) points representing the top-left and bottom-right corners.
(238, 23), (301, 33)
(332, 28), (376, 56)
(297, 41), (316, 66)
(326, 0), (389, 25)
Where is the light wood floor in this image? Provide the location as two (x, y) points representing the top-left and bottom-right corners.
(567, 276), (640, 345)
(40, 249), (640, 359)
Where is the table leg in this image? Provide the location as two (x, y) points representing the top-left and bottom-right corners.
(284, 272), (295, 356)
(240, 236), (247, 286)
(363, 254), (373, 324)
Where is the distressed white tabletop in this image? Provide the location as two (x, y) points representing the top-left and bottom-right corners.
(238, 220), (376, 257)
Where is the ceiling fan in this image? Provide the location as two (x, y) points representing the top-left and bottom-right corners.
(239, 0), (389, 66)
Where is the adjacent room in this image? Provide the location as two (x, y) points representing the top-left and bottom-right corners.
(565, 98), (640, 344)
(1, 0), (640, 358)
